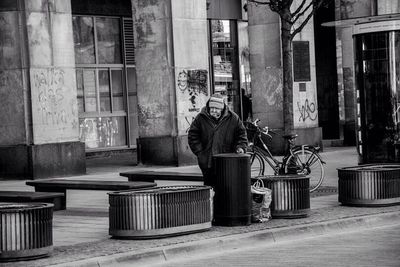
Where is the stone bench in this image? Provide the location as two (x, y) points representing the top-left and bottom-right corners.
(0, 191), (65, 211)
(26, 179), (156, 210)
(120, 171), (203, 182)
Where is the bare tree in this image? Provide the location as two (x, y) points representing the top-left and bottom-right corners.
(247, 0), (332, 134)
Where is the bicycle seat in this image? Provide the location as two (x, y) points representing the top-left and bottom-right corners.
(283, 134), (298, 140)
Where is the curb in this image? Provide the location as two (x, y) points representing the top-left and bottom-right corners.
(51, 211), (400, 267)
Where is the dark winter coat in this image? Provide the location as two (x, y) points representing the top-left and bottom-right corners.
(188, 103), (248, 170)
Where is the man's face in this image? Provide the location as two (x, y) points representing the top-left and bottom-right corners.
(210, 107), (222, 119)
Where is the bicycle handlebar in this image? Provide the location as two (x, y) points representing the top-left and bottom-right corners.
(251, 119), (271, 138)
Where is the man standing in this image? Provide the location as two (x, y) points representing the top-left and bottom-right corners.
(188, 93), (248, 187)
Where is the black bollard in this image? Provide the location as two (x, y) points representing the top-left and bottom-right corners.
(212, 153), (251, 226)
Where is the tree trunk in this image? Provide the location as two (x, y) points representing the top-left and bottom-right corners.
(280, 10), (294, 135)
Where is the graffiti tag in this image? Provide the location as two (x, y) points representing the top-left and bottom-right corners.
(297, 99), (317, 122)
(264, 67), (283, 109)
(185, 116), (195, 133)
(178, 69), (208, 111)
(33, 68), (69, 125)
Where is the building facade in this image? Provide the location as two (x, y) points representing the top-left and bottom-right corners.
(325, 0), (400, 163)
(5, 0), (393, 179)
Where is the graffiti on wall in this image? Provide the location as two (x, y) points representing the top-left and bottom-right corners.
(33, 68), (72, 126)
(136, 13), (156, 48)
(178, 69), (208, 112)
(297, 99), (317, 122)
(340, 0), (356, 19)
(264, 67), (283, 110)
(138, 103), (164, 127)
(184, 116), (195, 133)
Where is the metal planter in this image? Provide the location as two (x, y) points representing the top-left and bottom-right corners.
(338, 164), (400, 206)
(109, 186), (212, 239)
(0, 202), (53, 262)
(257, 175), (310, 218)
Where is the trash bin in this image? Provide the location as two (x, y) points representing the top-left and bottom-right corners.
(212, 153), (251, 226)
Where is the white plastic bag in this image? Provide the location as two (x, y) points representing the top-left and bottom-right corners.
(251, 178), (272, 223)
(210, 188), (215, 221)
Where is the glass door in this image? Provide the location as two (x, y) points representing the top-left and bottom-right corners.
(209, 20), (240, 115)
(355, 31), (400, 163)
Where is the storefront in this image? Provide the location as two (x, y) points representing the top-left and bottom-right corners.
(354, 20), (400, 163)
(0, 0), (323, 178)
(71, 1), (138, 153)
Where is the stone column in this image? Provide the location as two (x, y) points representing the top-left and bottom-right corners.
(132, 0), (209, 165)
(335, 0), (374, 146)
(247, 1), (322, 154)
(0, 0), (85, 179)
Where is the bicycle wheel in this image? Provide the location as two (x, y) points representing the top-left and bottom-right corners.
(284, 148), (324, 192)
(247, 150), (265, 178)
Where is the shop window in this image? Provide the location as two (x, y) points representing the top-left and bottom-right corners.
(209, 19), (252, 120)
(210, 20), (239, 113)
(73, 15), (133, 150)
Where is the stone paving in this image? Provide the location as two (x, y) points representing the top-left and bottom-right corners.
(3, 196), (400, 267)
(2, 146), (399, 267)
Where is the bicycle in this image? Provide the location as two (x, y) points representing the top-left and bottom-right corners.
(245, 119), (325, 192)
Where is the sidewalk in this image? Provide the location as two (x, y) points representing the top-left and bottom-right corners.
(1, 146), (400, 267)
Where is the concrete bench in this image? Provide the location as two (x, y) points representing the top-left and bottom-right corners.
(120, 171), (203, 182)
(0, 191), (65, 211)
(26, 179), (156, 210)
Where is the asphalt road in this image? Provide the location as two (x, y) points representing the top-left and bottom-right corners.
(148, 223), (400, 267)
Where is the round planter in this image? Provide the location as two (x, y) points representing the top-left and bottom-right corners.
(254, 175), (310, 218)
(338, 164), (400, 206)
(0, 202), (53, 262)
(109, 185), (212, 239)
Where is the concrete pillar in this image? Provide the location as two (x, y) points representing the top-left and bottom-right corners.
(248, 4), (281, 128)
(132, 0), (209, 165)
(291, 1), (322, 150)
(0, 0), (85, 179)
(247, 1), (321, 154)
(335, 0), (374, 146)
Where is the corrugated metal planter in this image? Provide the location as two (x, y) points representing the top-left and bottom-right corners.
(256, 175), (310, 218)
(109, 186), (212, 239)
(338, 164), (400, 206)
(0, 202), (53, 262)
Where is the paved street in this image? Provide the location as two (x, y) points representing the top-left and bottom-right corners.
(149, 223), (400, 267)
(3, 146), (400, 267)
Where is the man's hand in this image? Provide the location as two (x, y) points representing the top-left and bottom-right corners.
(236, 148), (245, 154)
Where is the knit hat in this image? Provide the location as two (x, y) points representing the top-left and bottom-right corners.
(209, 93), (224, 109)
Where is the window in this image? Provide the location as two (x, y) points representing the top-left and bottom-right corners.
(73, 16), (133, 150)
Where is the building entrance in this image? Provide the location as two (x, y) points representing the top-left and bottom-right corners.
(354, 22), (400, 163)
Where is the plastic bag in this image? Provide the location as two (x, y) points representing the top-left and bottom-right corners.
(210, 188), (215, 221)
(251, 178), (272, 223)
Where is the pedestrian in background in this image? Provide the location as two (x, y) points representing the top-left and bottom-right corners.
(241, 88), (253, 121)
(188, 93), (248, 187)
